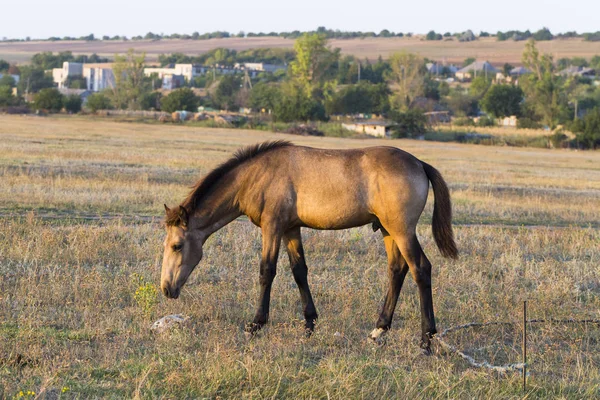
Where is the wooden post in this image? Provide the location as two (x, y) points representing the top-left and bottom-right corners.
(523, 300), (527, 392)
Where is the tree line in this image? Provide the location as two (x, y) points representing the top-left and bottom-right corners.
(3, 26), (600, 43)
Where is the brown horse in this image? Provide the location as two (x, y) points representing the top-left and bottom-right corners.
(161, 140), (457, 351)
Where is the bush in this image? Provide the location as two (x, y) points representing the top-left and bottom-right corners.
(476, 116), (496, 127)
(0, 85), (17, 106)
(160, 88), (199, 113)
(273, 90), (327, 122)
(517, 118), (542, 129)
(33, 88), (64, 112)
(570, 109), (600, 149)
(63, 95), (82, 113)
(86, 93), (112, 113)
(453, 117), (475, 126)
(390, 109), (428, 138)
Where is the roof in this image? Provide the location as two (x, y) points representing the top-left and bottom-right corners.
(58, 88), (91, 96)
(559, 66), (596, 76)
(456, 61), (498, 74)
(349, 120), (396, 127)
(510, 66), (530, 75)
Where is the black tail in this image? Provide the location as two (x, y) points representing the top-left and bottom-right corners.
(421, 162), (458, 259)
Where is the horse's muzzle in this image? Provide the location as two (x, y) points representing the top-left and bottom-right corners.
(161, 284), (180, 299)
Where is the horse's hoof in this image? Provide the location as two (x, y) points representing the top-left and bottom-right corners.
(420, 346), (433, 356)
(369, 328), (387, 345)
(244, 322), (262, 336)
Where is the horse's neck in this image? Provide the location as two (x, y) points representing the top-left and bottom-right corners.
(191, 175), (243, 236)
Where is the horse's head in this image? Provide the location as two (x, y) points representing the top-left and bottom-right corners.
(161, 204), (204, 299)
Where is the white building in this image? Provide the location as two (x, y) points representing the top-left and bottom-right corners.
(83, 65), (115, 92)
(144, 64), (199, 81)
(241, 63), (287, 73)
(52, 62), (84, 88)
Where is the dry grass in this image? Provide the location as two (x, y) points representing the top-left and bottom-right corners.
(0, 114), (599, 398)
(1, 37), (600, 64)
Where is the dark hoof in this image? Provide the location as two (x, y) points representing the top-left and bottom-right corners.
(244, 322), (263, 336)
(420, 345), (433, 356)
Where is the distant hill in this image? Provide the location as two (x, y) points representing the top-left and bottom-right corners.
(1, 36), (599, 65)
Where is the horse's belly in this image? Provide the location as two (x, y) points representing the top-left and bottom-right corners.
(295, 195), (373, 230)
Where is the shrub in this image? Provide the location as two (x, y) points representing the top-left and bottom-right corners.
(63, 95), (82, 113)
(517, 118), (542, 129)
(85, 93), (112, 113)
(390, 109), (428, 138)
(160, 88), (199, 113)
(453, 117), (475, 126)
(476, 116), (496, 127)
(33, 88), (64, 112)
(569, 109), (600, 149)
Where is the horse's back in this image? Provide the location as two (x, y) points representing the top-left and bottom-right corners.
(252, 145), (429, 230)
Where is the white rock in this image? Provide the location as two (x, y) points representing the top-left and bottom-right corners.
(151, 314), (188, 334)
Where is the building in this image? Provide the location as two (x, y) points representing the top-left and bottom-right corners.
(455, 61), (498, 81)
(144, 64), (202, 81)
(341, 120), (395, 137)
(241, 63), (287, 73)
(426, 63), (458, 76)
(162, 74), (186, 90)
(52, 62), (84, 88)
(559, 66), (596, 77)
(83, 64), (115, 92)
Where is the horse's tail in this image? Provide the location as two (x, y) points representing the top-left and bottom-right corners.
(421, 161), (458, 259)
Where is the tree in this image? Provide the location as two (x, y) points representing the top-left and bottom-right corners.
(17, 66), (53, 94)
(160, 88), (199, 112)
(481, 85), (524, 118)
(520, 40), (566, 128)
(387, 52), (426, 110)
(211, 75), (241, 111)
(0, 75), (16, 87)
(140, 91), (162, 111)
(326, 82), (390, 115)
(570, 108), (600, 149)
(390, 109), (428, 138)
(289, 33), (339, 97)
(110, 50), (151, 110)
(0, 59), (9, 72)
(532, 27), (553, 41)
(33, 88), (64, 112)
(273, 83), (327, 122)
(426, 31), (442, 41)
(86, 93), (112, 112)
(63, 95), (82, 113)
(469, 76), (492, 99)
(502, 63), (514, 77)
(248, 82), (281, 112)
(0, 85), (16, 106)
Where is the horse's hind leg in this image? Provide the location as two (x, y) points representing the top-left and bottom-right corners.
(370, 230), (409, 342)
(394, 233), (437, 353)
(284, 227), (318, 333)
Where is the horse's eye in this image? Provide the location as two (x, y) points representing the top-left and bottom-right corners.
(172, 243), (183, 252)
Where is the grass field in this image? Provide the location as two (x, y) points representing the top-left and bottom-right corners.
(2, 36), (600, 64)
(0, 115), (599, 398)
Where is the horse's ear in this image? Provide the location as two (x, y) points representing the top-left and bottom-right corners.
(178, 206), (189, 227)
(164, 204), (171, 213)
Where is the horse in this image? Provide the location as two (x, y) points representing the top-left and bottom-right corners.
(161, 140), (457, 351)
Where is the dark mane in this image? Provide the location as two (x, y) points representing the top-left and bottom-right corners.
(165, 140), (293, 226)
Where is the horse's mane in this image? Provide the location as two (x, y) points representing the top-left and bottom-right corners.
(165, 140), (293, 226)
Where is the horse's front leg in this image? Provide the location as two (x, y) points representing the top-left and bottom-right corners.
(245, 223), (282, 334)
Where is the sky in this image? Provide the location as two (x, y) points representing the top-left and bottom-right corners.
(3, 0), (599, 39)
